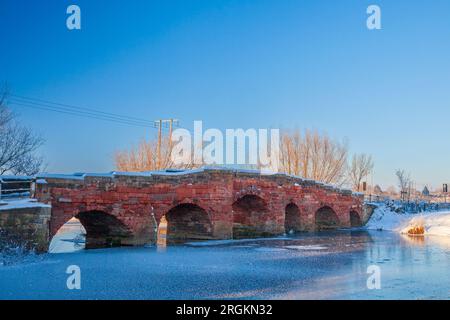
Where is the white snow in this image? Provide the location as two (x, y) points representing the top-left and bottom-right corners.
(0, 198), (50, 211)
(398, 214), (450, 237)
(365, 204), (409, 231)
(366, 203), (450, 237)
(0, 175), (33, 181)
(37, 173), (85, 180)
(33, 166), (359, 199)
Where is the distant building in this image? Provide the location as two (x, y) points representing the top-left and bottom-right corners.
(373, 185), (383, 195)
(422, 186), (430, 197)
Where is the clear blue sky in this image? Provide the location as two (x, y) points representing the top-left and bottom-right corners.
(1, 0), (450, 189)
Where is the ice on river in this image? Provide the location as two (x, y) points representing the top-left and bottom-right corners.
(1, 230), (450, 300)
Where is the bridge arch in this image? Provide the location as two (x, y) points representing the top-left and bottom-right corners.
(161, 203), (213, 244)
(77, 211), (133, 248)
(50, 210), (133, 251)
(49, 217), (86, 253)
(285, 202), (302, 234)
(232, 194), (271, 238)
(315, 206), (340, 231)
(350, 210), (362, 227)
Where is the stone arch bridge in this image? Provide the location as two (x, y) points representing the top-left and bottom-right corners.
(34, 168), (366, 249)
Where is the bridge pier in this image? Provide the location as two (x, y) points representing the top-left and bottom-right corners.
(0, 204), (51, 253)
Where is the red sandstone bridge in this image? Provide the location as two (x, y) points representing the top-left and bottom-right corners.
(35, 167), (367, 249)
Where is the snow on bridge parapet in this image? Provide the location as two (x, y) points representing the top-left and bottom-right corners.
(36, 167), (358, 197)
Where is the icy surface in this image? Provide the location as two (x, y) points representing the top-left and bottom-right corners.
(1, 230), (450, 300)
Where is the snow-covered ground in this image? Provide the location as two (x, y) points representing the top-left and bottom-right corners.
(0, 198), (50, 211)
(366, 203), (450, 237)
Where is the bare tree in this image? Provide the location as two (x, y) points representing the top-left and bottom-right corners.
(280, 129), (348, 185)
(0, 88), (12, 127)
(115, 138), (166, 172)
(279, 130), (302, 176)
(396, 169), (411, 201)
(115, 134), (200, 171)
(348, 153), (374, 191)
(386, 185), (398, 197)
(0, 87), (44, 175)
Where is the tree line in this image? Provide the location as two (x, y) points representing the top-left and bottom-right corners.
(115, 129), (374, 191)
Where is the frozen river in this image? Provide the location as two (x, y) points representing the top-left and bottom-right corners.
(1, 230), (450, 299)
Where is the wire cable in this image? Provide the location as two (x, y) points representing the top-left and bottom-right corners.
(8, 94), (180, 131)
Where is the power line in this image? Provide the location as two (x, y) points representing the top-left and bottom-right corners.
(10, 100), (156, 128)
(10, 98), (155, 128)
(10, 94), (155, 125)
(155, 119), (179, 169)
(8, 94), (180, 130)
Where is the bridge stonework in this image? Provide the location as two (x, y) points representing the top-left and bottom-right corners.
(35, 168), (364, 249)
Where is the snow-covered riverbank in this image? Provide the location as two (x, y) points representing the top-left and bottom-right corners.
(366, 204), (450, 237)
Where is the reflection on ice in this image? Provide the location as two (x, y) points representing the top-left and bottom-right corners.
(48, 218), (86, 254)
(400, 233), (450, 250)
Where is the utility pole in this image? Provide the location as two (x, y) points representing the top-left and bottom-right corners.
(370, 168), (374, 202)
(156, 120), (162, 170)
(155, 119), (179, 170)
(443, 183), (448, 204)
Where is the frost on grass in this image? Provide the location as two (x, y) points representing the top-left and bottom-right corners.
(0, 229), (41, 266)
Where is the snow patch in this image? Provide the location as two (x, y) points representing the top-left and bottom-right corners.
(366, 204), (450, 237)
(0, 198), (50, 211)
(398, 213), (450, 237)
